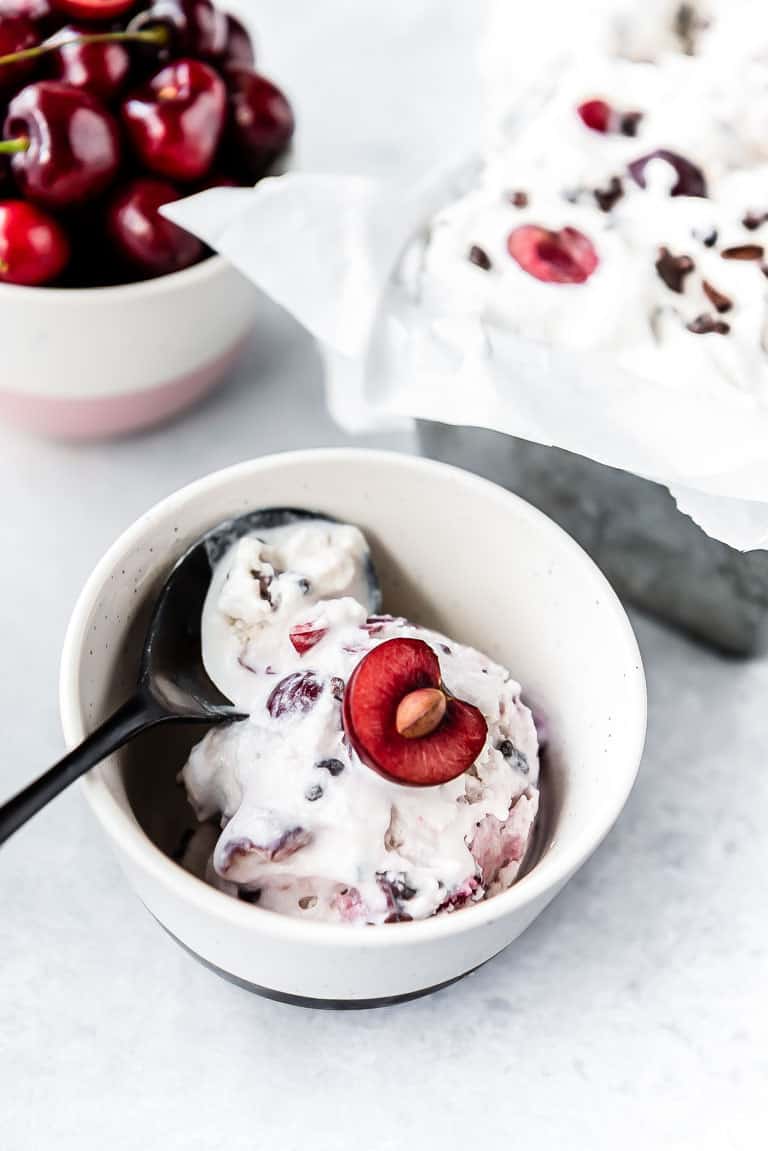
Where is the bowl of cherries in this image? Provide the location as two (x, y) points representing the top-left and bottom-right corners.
(0, 0), (294, 438)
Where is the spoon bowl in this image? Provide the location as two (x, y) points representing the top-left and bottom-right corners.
(0, 506), (381, 845)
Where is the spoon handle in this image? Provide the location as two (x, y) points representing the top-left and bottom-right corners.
(0, 692), (167, 847)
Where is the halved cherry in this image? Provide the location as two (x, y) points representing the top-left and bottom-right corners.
(507, 223), (598, 284)
(342, 637), (487, 786)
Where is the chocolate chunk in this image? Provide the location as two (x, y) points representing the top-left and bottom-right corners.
(385, 911), (413, 923)
(316, 757), (345, 776)
(686, 313), (730, 335)
(721, 244), (764, 261)
(742, 211), (768, 231)
(702, 280), (732, 313)
(594, 175), (623, 212)
(297, 577), (311, 594)
(702, 229), (718, 248)
(655, 246), (695, 293)
(468, 244), (492, 270)
(496, 740), (529, 773)
(619, 111), (643, 137)
(305, 783), (324, 802)
(507, 190), (529, 208)
(377, 871), (417, 902)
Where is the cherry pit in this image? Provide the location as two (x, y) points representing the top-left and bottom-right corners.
(0, 0), (294, 287)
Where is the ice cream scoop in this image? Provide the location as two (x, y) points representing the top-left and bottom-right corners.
(0, 508), (380, 845)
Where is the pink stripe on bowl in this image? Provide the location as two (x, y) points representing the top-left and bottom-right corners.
(0, 337), (249, 441)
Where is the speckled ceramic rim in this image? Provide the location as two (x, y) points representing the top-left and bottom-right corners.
(60, 449), (647, 950)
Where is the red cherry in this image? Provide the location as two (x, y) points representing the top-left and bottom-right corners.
(224, 69), (294, 180)
(342, 638), (488, 787)
(507, 224), (599, 284)
(628, 149), (707, 198)
(0, 0), (55, 31)
(0, 198), (69, 284)
(50, 0), (137, 20)
(218, 13), (253, 71)
(49, 22), (130, 100)
(289, 621), (328, 655)
(0, 14), (39, 91)
(121, 58), (226, 181)
(106, 176), (204, 276)
(577, 98), (611, 133)
(128, 0), (226, 58)
(3, 81), (120, 207)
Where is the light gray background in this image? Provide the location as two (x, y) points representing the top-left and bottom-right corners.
(2, 1), (767, 1147)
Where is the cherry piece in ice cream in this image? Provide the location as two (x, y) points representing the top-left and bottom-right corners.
(507, 224), (599, 284)
(106, 176), (203, 276)
(342, 638), (488, 786)
(289, 621), (328, 655)
(576, 98), (610, 133)
(121, 58), (226, 182)
(0, 197), (69, 283)
(2, 81), (120, 207)
(628, 149), (707, 198)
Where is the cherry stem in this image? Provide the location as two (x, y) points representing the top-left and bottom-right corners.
(0, 136), (29, 155)
(0, 26), (170, 69)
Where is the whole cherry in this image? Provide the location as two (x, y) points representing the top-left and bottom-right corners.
(128, 0), (226, 58)
(0, 197), (69, 284)
(224, 69), (294, 180)
(121, 57), (226, 181)
(218, 13), (253, 71)
(2, 80), (120, 207)
(0, 0), (56, 32)
(107, 175), (204, 275)
(0, 13), (39, 91)
(507, 224), (599, 284)
(49, 22), (130, 100)
(50, 0), (138, 20)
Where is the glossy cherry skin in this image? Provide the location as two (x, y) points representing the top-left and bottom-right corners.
(0, 0), (56, 32)
(49, 22), (130, 100)
(121, 57), (226, 181)
(107, 176), (204, 276)
(224, 69), (294, 180)
(50, 0), (137, 20)
(0, 14), (39, 92)
(218, 13), (253, 70)
(5, 81), (120, 207)
(129, 0), (226, 57)
(0, 198), (69, 284)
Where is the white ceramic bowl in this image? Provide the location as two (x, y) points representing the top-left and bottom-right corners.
(59, 449), (646, 1006)
(0, 255), (258, 440)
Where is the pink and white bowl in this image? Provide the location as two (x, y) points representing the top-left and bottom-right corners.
(59, 450), (646, 1007)
(0, 255), (258, 440)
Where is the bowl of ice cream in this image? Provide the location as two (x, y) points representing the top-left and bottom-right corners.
(59, 449), (646, 1005)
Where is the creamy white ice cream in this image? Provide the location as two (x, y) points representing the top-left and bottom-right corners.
(179, 519), (541, 925)
(406, 43), (768, 403)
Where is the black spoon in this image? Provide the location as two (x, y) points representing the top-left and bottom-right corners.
(0, 508), (381, 846)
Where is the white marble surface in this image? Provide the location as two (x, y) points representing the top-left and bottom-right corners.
(1, 1), (767, 1146)
(1, 300), (766, 1151)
